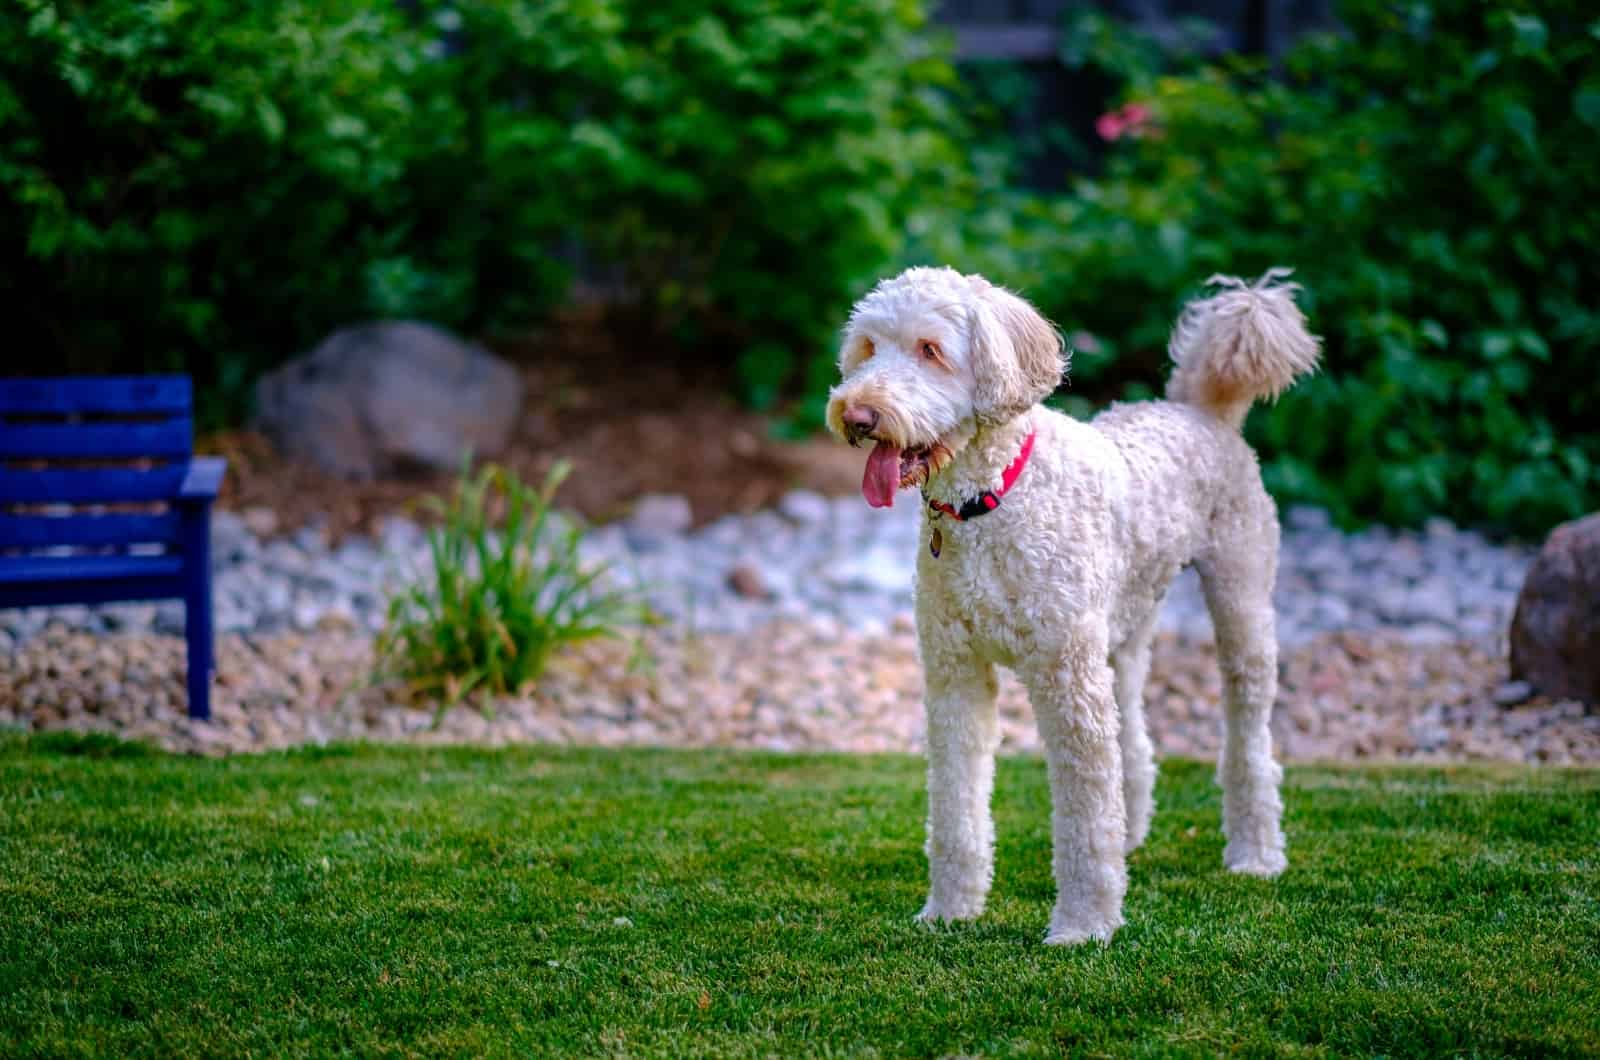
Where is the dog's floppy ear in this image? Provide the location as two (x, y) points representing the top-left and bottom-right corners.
(968, 281), (1064, 422)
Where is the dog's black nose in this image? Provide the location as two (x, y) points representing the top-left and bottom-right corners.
(843, 405), (879, 436)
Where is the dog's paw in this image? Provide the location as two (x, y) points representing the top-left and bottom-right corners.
(1042, 920), (1119, 947)
(1224, 846), (1287, 878)
(914, 896), (985, 925)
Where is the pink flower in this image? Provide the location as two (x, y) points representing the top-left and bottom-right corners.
(1096, 102), (1157, 142)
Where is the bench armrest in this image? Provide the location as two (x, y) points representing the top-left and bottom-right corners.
(178, 456), (227, 502)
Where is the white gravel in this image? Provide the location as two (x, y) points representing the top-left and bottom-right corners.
(1, 494), (1533, 649)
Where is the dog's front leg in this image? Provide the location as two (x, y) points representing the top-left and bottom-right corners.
(1024, 630), (1128, 945)
(915, 636), (1000, 924)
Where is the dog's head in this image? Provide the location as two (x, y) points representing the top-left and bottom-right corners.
(825, 267), (1063, 508)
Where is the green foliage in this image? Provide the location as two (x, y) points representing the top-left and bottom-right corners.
(925, 0), (1600, 536)
(0, 0), (523, 422)
(4, 740), (1600, 1054)
(2, 0), (965, 420)
(12, 0), (1594, 532)
(375, 462), (640, 705)
(440, 0), (967, 409)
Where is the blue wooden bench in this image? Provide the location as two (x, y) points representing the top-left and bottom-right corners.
(0, 376), (227, 720)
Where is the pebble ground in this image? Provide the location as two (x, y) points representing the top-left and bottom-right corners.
(3, 493), (1592, 763)
(3, 621), (1594, 764)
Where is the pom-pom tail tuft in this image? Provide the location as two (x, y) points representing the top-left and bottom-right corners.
(1165, 268), (1321, 429)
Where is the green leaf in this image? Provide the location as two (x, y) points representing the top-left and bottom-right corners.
(1495, 359), (1530, 393)
(1507, 14), (1547, 56)
(325, 113), (369, 141)
(1575, 85), (1600, 130)
(570, 120), (627, 166)
(1516, 330), (1551, 361)
(1480, 332), (1515, 361)
(256, 99), (285, 143)
(1501, 101), (1537, 155)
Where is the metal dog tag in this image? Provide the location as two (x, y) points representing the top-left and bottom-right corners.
(930, 527), (942, 558)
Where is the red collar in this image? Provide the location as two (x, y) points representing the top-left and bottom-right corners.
(924, 430), (1037, 522)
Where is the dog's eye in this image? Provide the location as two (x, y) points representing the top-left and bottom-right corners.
(861, 339), (875, 360)
(920, 341), (940, 361)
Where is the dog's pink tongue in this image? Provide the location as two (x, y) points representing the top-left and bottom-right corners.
(862, 440), (902, 508)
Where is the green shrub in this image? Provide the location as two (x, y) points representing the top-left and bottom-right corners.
(375, 462), (641, 705)
(0, 1), (527, 421)
(441, 0), (967, 409)
(918, 0), (1600, 536)
(3, 0), (966, 420)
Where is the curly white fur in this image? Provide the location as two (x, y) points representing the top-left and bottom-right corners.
(826, 267), (1320, 945)
(1167, 269), (1321, 428)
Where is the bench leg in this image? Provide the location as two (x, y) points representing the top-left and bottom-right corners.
(179, 503), (215, 721)
(184, 627), (211, 721)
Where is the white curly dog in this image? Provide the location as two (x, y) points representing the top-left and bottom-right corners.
(825, 267), (1320, 945)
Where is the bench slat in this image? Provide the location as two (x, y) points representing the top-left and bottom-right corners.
(0, 552), (186, 585)
(0, 574), (190, 610)
(179, 456), (226, 500)
(0, 421), (193, 460)
(0, 512), (181, 549)
(0, 466), (187, 503)
(0, 376), (192, 414)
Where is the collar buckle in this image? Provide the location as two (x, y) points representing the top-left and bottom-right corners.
(921, 430), (1036, 525)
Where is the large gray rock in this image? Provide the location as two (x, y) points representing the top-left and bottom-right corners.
(1510, 512), (1600, 704)
(254, 321), (523, 480)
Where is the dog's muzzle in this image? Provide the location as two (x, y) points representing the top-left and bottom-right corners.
(842, 405), (879, 446)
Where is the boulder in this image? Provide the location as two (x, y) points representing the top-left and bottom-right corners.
(1509, 512), (1600, 703)
(253, 321), (524, 480)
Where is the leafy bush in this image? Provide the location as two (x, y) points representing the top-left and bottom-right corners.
(15, 0), (1591, 534)
(1, 1), (520, 421)
(921, 0), (1600, 536)
(376, 462), (641, 705)
(441, 0), (967, 408)
(3, 0), (965, 419)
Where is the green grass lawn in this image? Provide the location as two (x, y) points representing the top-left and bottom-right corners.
(2, 733), (1597, 1057)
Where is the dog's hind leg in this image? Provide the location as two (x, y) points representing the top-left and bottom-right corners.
(915, 633), (1001, 923)
(1023, 622), (1127, 945)
(1112, 616), (1158, 854)
(1195, 549), (1288, 878)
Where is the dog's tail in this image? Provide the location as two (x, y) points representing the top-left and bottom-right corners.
(1165, 269), (1321, 429)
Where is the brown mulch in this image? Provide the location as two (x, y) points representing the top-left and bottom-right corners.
(203, 314), (865, 541)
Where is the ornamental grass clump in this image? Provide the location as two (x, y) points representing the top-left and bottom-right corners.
(376, 461), (640, 704)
